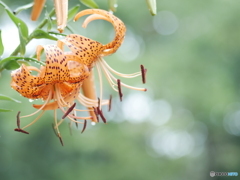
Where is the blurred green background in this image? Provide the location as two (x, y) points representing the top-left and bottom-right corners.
(0, 0), (240, 179)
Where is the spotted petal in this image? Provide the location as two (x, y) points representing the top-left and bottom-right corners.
(74, 9), (126, 56)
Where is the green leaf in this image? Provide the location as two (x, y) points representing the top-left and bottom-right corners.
(66, 25), (75, 34)
(68, 4), (80, 22)
(0, 56), (45, 71)
(0, 108), (12, 112)
(80, 0), (98, 8)
(30, 29), (58, 41)
(18, 23), (26, 56)
(0, 1), (29, 41)
(13, 2), (34, 15)
(17, 60), (30, 66)
(146, 0), (157, 16)
(4, 60), (20, 70)
(0, 30), (3, 57)
(44, 7), (53, 31)
(0, 1), (11, 11)
(0, 94), (21, 103)
(48, 31), (67, 37)
(108, 0), (118, 12)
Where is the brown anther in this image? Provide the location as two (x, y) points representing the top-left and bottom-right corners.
(58, 133), (64, 146)
(62, 103), (76, 119)
(97, 107), (107, 124)
(97, 97), (100, 108)
(92, 107), (99, 122)
(14, 128), (29, 134)
(75, 119), (78, 128)
(14, 111), (29, 134)
(71, 113), (78, 128)
(108, 95), (112, 112)
(141, 65), (147, 84)
(117, 79), (123, 101)
(81, 120), (87, 133)
(17, 111), (21, 128)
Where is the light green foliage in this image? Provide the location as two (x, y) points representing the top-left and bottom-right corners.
(0, 30), (3, 57)
(0, 94), (21, 103)
(0, 108), (12, 112)
(67, 4), (80, 22)
(13, 2), (33, 15)
(0, 57), (45, 71)
(80, 0), (98, 8)
(0, 1), (29, 41)
(29, 29), (58, 40)
(0, 94), (20, 112)
(108, 0), (117, 12)
(146, 0), (157, 15)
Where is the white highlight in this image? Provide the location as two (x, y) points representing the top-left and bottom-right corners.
(151, 129), (194, 159)
(122, 93), (151, 123)
(153, 11), (179, 35)
(150, 100), (172, 126)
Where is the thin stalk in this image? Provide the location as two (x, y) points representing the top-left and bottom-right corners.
(10, 8), (55, 56)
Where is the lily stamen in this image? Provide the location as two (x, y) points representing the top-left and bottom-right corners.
(97, 107), (107, 123)
(14, 111), (30, 134)
(62, 102), (76, 119)
(97, 58), (147, 92)
(22, 111), (45, 130)
(81, 120), (87, 133)
(20, 90), (53, 118)
(17, 111), (21, 128)
(58, 133), (64, 146)
(92, 106), (99, 122)
(108, 95), (112, 112)
(117, 79), (123, 101)
(141, 65), (147, 84)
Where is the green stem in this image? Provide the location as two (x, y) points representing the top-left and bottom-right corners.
(10, 8), (55, 56)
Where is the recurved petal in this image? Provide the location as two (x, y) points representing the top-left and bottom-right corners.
(11, 64), (45, 99)
(74, 9), (126, 56)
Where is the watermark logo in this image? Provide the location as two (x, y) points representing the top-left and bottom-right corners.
(210, 171), (238, 177)
(210, 171), (215, 177)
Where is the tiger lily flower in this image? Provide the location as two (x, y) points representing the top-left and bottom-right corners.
(57, 9), (147, 110)
(31, 0), (68, 33)
(11, 44), (109, 145)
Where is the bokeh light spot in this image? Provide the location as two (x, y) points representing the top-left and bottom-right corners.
(153, 11), (179, 35)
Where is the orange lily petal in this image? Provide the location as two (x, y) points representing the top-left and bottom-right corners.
(58, 34), (104, 68)
(82, 71), (98, 122)
(31, 0), (46, 21)
(54, 0), (68, 33)
(74, 9), (126, 56)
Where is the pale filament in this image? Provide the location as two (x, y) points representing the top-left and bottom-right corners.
(54, 84), (92, 120)
(22, 110), (45, 130)
(21, 90), (53, 118)
(100, 57), (141, 78)
(98, 59), (147, 92)
(98, 61), (119, 92)
(55, 84), (69, 107)
(77, 93), (109, 107)
(54, 109), (60, 134)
